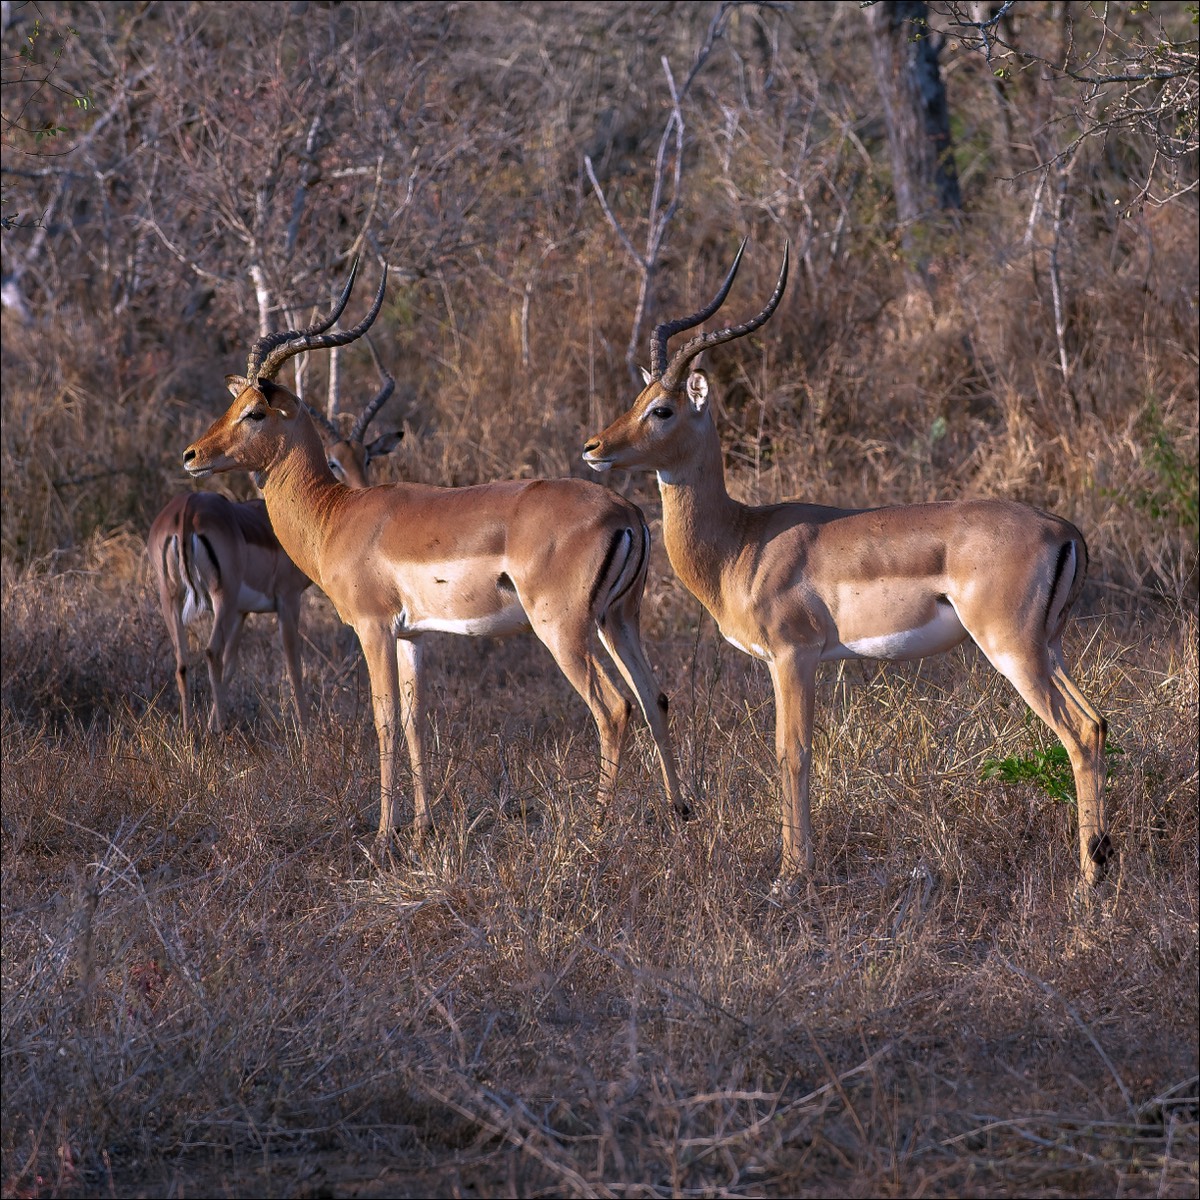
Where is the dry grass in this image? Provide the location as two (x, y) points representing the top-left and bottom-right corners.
(2, 532), (1196, 1199)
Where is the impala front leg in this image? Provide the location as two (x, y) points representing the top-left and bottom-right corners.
(769, 649), (819, 894)
(396, 637), (431, 839)
(275, 591), (307, 732)
(358, 623), (402, 852)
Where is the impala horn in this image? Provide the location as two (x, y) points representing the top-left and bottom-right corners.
(246, 258), (389, 386)
(655, 243), (789, 392)
(303, 333), (395, 445)
(348, 333), (396, 445)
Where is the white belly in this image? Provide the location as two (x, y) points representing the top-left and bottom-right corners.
(395, 602), (529, 638)
(826, 603), (967, 662)
(237, 583), (277, 613)
(723, 632), (771, 661)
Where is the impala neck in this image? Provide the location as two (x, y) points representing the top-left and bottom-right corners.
(258, 416), (346, 587)
(656, 418), (745, 618)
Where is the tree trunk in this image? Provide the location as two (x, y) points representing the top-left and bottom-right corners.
(865, 1), (962, 253)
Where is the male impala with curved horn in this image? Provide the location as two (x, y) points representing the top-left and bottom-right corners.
(150, 284), (404, 734)
(583, 241), (1111, 895)
(183, 260), (685, 849)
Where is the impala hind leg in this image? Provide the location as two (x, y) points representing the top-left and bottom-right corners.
(156, 564), (192, 733)
(533, 616), (632, 822)
(396, 638), (430, 837)
(596, 612), (688, 819)
(977, 636), (1110, 887)
(205, 600), (243, 732)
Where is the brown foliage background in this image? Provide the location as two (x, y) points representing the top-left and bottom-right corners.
(2, 2), (1197, 1196)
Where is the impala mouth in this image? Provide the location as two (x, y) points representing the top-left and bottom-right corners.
(582, 451), (613, 472)
(183, 446), (216, 478)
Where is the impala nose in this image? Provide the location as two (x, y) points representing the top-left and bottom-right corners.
(582, 438), (600, 456)
(182, 446), (196, 466)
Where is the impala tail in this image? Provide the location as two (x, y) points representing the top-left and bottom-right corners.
(157, 502), (212, 625)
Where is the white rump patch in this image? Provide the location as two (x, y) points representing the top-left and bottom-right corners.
(181, 589), (204, 626)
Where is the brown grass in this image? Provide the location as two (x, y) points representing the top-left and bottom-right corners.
(1, 530), (1196, 1199)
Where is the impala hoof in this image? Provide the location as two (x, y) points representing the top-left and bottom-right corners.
(1078, 832), (1114, 889)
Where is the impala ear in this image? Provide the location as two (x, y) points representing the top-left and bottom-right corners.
(365, 429), (403, 461)
(226, 374), (249, 397)
(640, 367), (653, 386)
(686, 370), (709, 412)
(258, 378), (299, 415)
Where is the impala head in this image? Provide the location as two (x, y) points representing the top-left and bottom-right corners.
(306, 335), (403, 488)
(183, 259), (388, 482)
(582, 240), (788, 481)
(184, 375), (308, 479)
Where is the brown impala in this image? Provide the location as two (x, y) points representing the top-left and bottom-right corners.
(583, 241), (1111, 898)
(150, 282), (403, 734)
(183, 260), (685, 851)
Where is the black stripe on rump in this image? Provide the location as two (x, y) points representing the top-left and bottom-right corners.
(1044, 540), (1074, 636)
(589, 527), (637, 616)
(197, 533), (222, 589)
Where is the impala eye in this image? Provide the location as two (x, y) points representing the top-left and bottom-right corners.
(245, 409), (266, 423)
(328, 460), (343, 476)
(650, 406), (674, 421)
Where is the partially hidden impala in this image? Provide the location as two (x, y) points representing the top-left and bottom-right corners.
(150, 280), (402, 734)
(583, 241), (1111, 897)
(183, 260), (686, 849)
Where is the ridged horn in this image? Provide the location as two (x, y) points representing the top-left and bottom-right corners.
(246, 258), (361, 382)
(348, 333), (395, 445)
(658, 243), (789, 392)
(649, 239), (746, 380)
(248, 260), (388, 385)
(303, 402), (340, 443)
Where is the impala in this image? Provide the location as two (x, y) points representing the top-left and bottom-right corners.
(309, 334), (404, 488)
(583, 241), (1111, 895)
(149, 492), (310, 733)
(182, 261), (686, 850)
(151, 288), (403, 733)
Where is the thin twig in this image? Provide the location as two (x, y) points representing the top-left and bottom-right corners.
(1000, 955), (1134, 1116)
